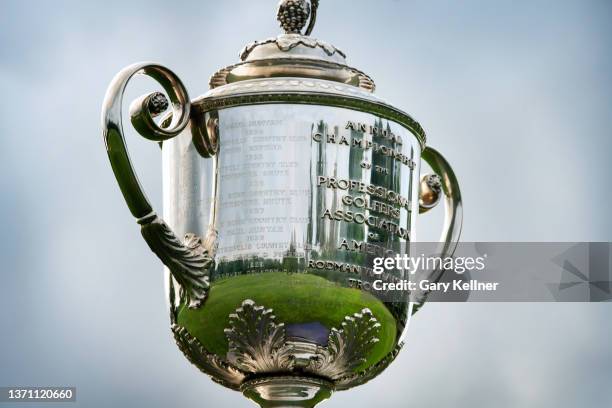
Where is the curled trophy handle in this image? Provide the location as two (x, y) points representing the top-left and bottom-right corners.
(101, 62), (213, 309)
(412, 147), (463, 305)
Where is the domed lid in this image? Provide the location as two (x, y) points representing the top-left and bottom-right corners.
(209, 0), (375, 92)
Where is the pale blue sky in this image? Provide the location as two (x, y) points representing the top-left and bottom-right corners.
(1, 1), (611, 407)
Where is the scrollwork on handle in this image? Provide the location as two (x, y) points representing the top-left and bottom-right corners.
(102, 62), (214, 309)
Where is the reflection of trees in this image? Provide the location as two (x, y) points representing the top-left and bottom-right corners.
(300, 116), (412, 333)
(214, 230), (307, 279)
(213, 256), (283, 279)
(282, 229), (305, 273)
(307, 120), (327, 255)
(305, 117), (413, 266)
(369, 118), (405, 247)
(345, 123), (365, 263)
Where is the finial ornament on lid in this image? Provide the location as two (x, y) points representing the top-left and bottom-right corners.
(277, 0), (319, 36)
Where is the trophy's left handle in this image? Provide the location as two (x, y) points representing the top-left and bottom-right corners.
(102, 62), (213, 309)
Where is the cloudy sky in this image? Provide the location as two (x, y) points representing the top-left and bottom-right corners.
(1, 0), (611, 407)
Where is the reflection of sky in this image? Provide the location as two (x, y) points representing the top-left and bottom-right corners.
(0, 0), (611, 407)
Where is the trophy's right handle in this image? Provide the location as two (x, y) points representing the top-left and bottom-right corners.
(101, 62), (214, 309)
(420, 147), (463, 253)
(412, 147), (463, 305)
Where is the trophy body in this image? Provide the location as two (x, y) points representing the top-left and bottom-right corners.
(102, 2), (462, 407)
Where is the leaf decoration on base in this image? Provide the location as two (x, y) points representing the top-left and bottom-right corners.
(140, 215), (213, 309)
(172, 300), (391, 393)
(172, 324), (245, 389)
(224, 300), (295, 373)
(306, 309), (381, 379)
(222, 300), (381, 381)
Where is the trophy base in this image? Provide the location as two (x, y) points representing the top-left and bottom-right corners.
(241, 376), (334, 408)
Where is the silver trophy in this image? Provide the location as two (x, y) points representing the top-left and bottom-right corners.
(101, 1), (462, 407)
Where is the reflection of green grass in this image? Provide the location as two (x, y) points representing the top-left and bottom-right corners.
(177, 272), (396, 372)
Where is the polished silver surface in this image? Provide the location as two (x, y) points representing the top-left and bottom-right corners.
(163, 104), (421, 290)
(102, 1), (463, 406)
(101, 62), (215, 308)
(242, 376), (333, 408)
(196, 77), (424, 148)
(410, 147), (463, 306)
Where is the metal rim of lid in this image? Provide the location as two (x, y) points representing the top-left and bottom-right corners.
(209, 57), (376, 92)
(193, 80), (426, 150)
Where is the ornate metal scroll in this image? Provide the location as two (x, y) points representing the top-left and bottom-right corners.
(224, 300), (295, 372)
(305, 309), (381, 379)
(102, 62), (215, 309)
(172, 325), (246, 389)
(222, 300), (381, 381)
(172, 304), (402, 393)
(140, 222), (213, 309)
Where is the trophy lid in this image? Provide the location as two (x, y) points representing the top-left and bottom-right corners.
(209, 0), (375, 92)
